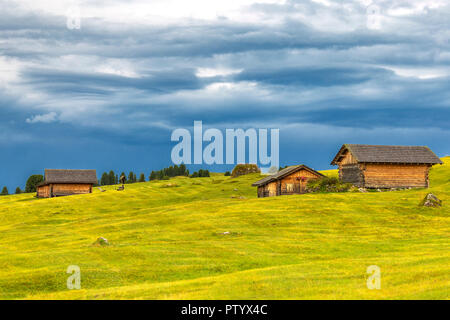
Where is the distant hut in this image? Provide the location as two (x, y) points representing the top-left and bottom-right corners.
(330, 144), (442, 189)
(252, 165), (324, 197)
(36, 169), (98, 198)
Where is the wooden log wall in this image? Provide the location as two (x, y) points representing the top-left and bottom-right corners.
(52, 184), (92, 196)
(37, 185), (50, 198)
(362, 164), (430, 188)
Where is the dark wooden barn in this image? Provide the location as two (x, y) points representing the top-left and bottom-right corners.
(252, 165), (325, 197)
(36, 169), (98, 198)
(330, 144), (442, 189)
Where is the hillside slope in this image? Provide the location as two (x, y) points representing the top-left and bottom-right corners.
(0, 158), (449, 299)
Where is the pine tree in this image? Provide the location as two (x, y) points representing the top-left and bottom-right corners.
(100, 172), (109, 185)
(128, 172), (134, 183)
(139, 173), (145, 182)
(15, 187), (22, 194)
(1, 187), (8, 195)
(108, 170), (115, 185)
(25, 175), (44, 193)
(180, 164), (187, 176)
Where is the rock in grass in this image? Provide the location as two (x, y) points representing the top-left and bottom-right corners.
(422, 193), (442, 207)
(93, 237), (110, 246)
(358, 188), (367, 193)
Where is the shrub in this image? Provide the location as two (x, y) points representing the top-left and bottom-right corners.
(306, 177), (352, 193)
(224, 171), (231, 176)
(231, 164), (260, 178)
(15, 187), (22, 194)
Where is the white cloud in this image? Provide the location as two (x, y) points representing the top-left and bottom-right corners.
(382, 66), (449, 79)
(26, 112), (59, 124)
(196, 67), (243, 78)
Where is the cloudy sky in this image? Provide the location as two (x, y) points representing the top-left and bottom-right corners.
(1, 0), (449, 189)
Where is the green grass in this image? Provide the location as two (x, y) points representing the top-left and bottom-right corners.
(0, 158), (449, 299)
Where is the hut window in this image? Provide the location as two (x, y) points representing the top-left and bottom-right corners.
(286, 183), (294, 192)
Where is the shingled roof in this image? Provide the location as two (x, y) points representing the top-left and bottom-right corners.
(331, 144), (443, 165)
(252, 165), (324, 187)
(38, 169), (98, 186)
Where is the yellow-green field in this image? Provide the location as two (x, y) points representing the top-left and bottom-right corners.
(0, 158), (449, 300)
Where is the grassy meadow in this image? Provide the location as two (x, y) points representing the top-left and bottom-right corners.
(0, 158), (449, 299)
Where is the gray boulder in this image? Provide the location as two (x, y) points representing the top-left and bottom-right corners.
(422, 193), (442, 207)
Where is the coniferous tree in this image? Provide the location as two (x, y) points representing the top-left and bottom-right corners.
(139, 173), (145, 182)
(25, 175), (44, 193)
(180, 164), (187, 176)
(1, 187), (8, 195)
(15, 187), (22, 194)
(108, 170), (115, 185)
(128, 172), (134, 183)
(100, 172), (109, 185)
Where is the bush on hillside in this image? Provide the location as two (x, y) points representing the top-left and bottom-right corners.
(224, 171), (231, 176)
(15, 187), (22, 194)
(231, 164), (260, 178)
(1, 187), (8, 196)
(306, 177), (352, 193)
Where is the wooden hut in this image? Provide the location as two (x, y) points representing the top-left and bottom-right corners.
(36, 169), (98, 198)
(330, 144), (442, 189)
(252, 165), (325, 197)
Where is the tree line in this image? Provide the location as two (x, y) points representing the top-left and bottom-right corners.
(99, 171), (147, 186)
(2, 164), (221, 196)
(149, 164), (189, 180)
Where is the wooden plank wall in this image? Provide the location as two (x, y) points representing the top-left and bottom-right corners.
(37, 185), (50, 198)
(340, 164), (364, 187)
(279, 168), (321, 194)
(363, 164), (430, 188)
(52, 184), (91, 196)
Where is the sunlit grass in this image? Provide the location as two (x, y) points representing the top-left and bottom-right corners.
(0, 158), (448, 299)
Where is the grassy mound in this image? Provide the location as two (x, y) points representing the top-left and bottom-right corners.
(0, 159), (448, 299)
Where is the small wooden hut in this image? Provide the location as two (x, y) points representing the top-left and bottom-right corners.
(252, 165), (325, 197)
(36, 169), (98, 198)
(330, 144), (442, 188)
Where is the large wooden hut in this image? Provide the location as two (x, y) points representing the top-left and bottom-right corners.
(252, 165), (325, 197)
(36, 169), (98, 198)
(330, 144), (442, 189)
